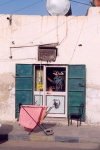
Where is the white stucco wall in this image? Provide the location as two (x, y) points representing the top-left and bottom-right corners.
(0, 7), (100, 124)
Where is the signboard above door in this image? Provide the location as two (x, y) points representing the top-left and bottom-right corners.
(38, 46), (57, 62)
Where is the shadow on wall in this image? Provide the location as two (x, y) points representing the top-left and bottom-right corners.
(0, 124), (13, 144)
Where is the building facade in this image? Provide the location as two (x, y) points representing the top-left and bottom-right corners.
(0, 7), (100, 124)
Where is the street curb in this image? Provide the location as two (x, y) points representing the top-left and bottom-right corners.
(1, 134), (100, 143)
(9, 134), (29, 141)
(0, 134), (29, 142)
(30, 135), (54, 142)
(55, 136), (79, 143)
(29, 136), (100, 143)
(79, 137), (100, 143)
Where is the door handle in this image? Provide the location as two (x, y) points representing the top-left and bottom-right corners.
(79, 83), (85, 87)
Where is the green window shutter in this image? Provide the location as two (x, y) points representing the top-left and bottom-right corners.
(15, 64), (34, 118)
(68, 65), (86, 120)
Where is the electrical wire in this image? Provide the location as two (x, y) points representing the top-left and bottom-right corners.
(0, 0), (43, 17)
(12, 0), (90, 14)
(58, 35), (67, 46)
(10, 17), (77, 48)
(0, 0), (14, 7)
(9, 20), (66, 44)
(68, 19), (86, 64)
(0, 57), (37, 62)
(31, 21), (66, 42)
(0, 0), (90, 17)
(11, 0), (43, 14)
(70, 0), (91, 6)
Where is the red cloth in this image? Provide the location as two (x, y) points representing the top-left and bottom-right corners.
(19, 105), (48, 130)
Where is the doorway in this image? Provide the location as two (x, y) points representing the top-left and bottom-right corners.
(34, 65), (68, 117)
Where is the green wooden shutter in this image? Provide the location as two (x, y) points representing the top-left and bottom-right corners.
(68, 65), (86, 120)
(15, 64), (34, 118)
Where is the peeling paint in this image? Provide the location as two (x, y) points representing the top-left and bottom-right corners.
(0, 73), (15, 108)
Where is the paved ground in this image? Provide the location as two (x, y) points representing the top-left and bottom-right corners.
(0, 141), (100, 150)
(0, 118), (100, 144)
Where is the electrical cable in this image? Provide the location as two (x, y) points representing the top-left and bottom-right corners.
(0, 0), (14, 7)
(9, 20), (66, 44)
(70, 0), (91, 6)
(68, 19), (86, 64)
(0, 0), (90, 17)
(11, 0), (43, 14)
(10, 17), (78, 48)
(0, 0), (43, 17)
(30, 21), (66, 42)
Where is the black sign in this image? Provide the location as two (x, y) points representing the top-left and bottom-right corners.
(38, 47), (57, 62)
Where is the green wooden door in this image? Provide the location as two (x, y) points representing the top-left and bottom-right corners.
(68, 65), (86, 120)
(15, 64), (34, 118)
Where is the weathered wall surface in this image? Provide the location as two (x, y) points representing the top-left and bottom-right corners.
(0, 7), (100, 123)
(0, 73), (15, 120)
